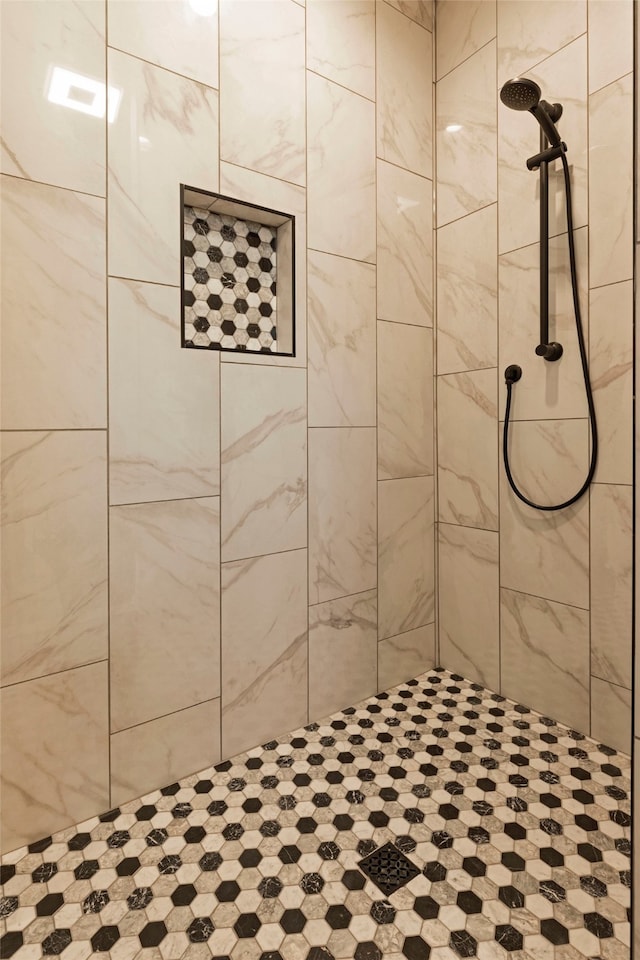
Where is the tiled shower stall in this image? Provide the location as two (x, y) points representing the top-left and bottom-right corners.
(0, 0), (635, 926)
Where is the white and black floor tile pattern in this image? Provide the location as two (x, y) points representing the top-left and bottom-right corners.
(0, 669), (631, 959)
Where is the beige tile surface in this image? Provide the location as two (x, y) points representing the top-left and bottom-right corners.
(378, 476), (434, 640)
(590, 678), (632, 754)
(1, 662), (109, 854)
(108, 49), (218, 286)
(307, 0), (375, 100)
(378, 623), (435, 691)
(222, 549), (308, 757)
(384, 0), (433, 31)
(309, 428), (377, 605)
(307, 72), (376, 263)
(497, 0), (586, 80)
(0, 0), (105, 195)
(436, 0), (496, 80)
(438, 369), (498, 530)
(221, 365), (306, 562)
(309, 590), (377, 719)
(376, 160), (433, 328)
(1, 176), (106, 430)
(591, 484), (632, 690)
(219, 0), (305, 185)
(308, 251), (376, 427)
(501, 588), (589, 733)
(111, 699), (221, 807)
(376, 1), (432, 177)
(109, 278), (220, 505)
(378, 321), (433, 480)
(588, 0), (633, 93)
(1, 431), (108, 687)
(110, 497), (220, 732)
(439, 525), (499, 690)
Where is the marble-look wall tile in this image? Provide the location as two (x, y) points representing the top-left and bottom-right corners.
(377, 160), (433, 327)
(1, 661), (109, 854)
(220, 161), (307, 369)
(222, 549), (307, 757)
(1, 431), (107, 687)
(378, 476), (434, 640)
(110, 497), (220, 732)
(0, 0), (105, 195)
(376, 1), (432, 177)
(221, 365), (306, 562)
(107, 0), (218, 88)
(500, 588), (589, 733)
(219, 0), (304, 185)
(436, 0), (496, 80)
(307, 73), (375, 263)
(437, 40), (496, 227)
(109, 278), (219, 505)
(498, 37), (587, 255)
(111, 699), (221, 808)
(590, 281), (633, 484)
(500, 419), (589, 608)
(498, 228), (589, 422)
(497, 0), (586, 80)
(588, 0), (633, 93)
(309, 428), (377, 605)
(384, 0), (433, 32)
(589, 73), (633, 288)
(590, 678), (631, 754)
(591, 484), (632, 690)
(439, 525), (499, 690)
(307, 0), (375, 100)
(437, 369), (498, 529)
(1, 176), (106, 430)
(308, 251), (376, 427)
(309, 590), (377, 719)
(436, 203), (497, 374)
(108, 49), (218, 286)
(378, 623), (435, 691)
(378, 321), (433, 480)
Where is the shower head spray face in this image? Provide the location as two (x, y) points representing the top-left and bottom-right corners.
(499, 77), (542, 111)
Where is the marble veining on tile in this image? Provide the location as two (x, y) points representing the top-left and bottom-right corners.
(307, 0), (375, 101)
(436, 0), (496, 80)
(497, 0), (586, 81)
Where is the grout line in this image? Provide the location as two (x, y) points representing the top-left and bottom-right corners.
(304, 0), (311, 728)
(374, 0), (380, 697)
(438, 518), (499, 536)
(220, 159), (307, 194)
(1, 659), (110, 693)
(0, 170), (106, 202)
(221, 544), (308, 568)
(306, 245), (377, 269)
(589, 673), (633, 693)
(0, 428), (108, 433)
(110, 493), (220, 509)
(308, 586), (379, 611)
(105, 5), (112, 809)
(217, 0), (223, 768)
(111, 695), (222, 737)
(436, 35), (496, 85)
(108, 274), (180, 289)
(107, 43), (220, 92)
(381, 0), (433, 34)
(495, 19), (502, 698)
(375, 154), (434, 183)
(377, 618), (436, 646)
(305, 67), (375, 105)
(501, 583), (590, 614)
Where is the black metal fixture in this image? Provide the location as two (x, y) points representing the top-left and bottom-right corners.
(499, 77), (597, 511)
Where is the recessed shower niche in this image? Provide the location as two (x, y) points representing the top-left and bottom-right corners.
(181, 185), (295, 356)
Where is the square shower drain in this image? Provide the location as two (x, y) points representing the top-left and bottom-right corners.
(358, 841), (420, 896)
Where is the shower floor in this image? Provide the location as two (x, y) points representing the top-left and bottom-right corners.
(0, 669), (631, 960)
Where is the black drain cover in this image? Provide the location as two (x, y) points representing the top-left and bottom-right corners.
(358, 841), (420, 895)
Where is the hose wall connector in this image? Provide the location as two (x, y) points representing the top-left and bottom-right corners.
(504, 364), (523, 384)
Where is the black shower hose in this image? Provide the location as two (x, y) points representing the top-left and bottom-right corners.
(503, 150), (598, 511)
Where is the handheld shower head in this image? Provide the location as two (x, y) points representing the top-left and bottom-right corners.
(500, 77), (563, 148)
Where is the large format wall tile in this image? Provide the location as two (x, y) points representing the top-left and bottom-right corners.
(439, 525), (499, 690)
(1, 431), (108, 687)
(590, 281), (633, 484)
(378, 321), (433, 480)
(378, 476), (434, 640)
(309, 590), (377, 719)
(498, 229), (589, 422)
(377, 160), (433, 328)
(309, 428), (377, 605)
(591, 678), (631, 754)
(437, 40), (496, 227)
(436, 0), (496, 80)
(385, 0), (433, 31)
(107, 0), (218, 88)
(497, 0), (586, 80)
(109, 278), (219, 505)
(500, 419), (589, 609)
(437, 203), (497, 375)
(589, 73), (633, 288)
(221, 365), (306, 562)
(308, 251), (376, 427)
(0, 0), (105, 195)
(307, 0), (375, 100)
(438, 369), (498, 529)
(220, 0), (304, 185)
(378, 623), (435, 690)
(222, 549), (307, 757)
(108, 49), (218, 286)
(591, 484), (632, 690)
(500, 588), (589, 733)
(588, 0), (633, 93)
(376, 1), (432, 177)
(1, 176), (106, 430)
(111, 698), (221, 807)
(307, 73), (375, 263)
(1, 662), (109, 853)
(110, 497), (220, 732)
